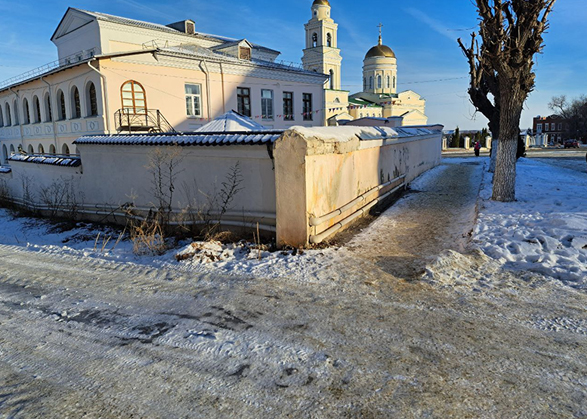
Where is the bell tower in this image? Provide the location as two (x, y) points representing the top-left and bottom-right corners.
(302, 0), (342, 90)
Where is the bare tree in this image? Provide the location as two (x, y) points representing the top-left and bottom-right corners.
(462, 0), (556, 201)
(458, 33), (500, 172)
(549, 95), (587, 141)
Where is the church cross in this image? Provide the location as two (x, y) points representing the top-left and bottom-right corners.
(377, 23), (383, 44)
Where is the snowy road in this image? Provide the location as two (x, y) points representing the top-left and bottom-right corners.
(1, 159), (587, 418)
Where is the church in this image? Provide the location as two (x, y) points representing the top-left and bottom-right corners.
(301, 0), (428, 126)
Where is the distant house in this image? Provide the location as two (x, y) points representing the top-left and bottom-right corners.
(533, 115), (569, 145)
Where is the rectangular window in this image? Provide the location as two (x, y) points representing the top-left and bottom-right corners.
(283, 92), (294, 121)
(239, 47), (251, 60)
(261, 89), (273, 120)
(237, 87), (251, 117)
(185, 84), (202, 117)
(536, 123), (542, 133)
(303, 93), (313, 121)
(557, 122), (562, 131)
(544, 123), (549, 131)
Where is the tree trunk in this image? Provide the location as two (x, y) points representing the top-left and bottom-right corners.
(492, 138), (517, 200)
(492, 87), (523, 202)
(488, 119), (500, 173)
(489, 139), (498, 173)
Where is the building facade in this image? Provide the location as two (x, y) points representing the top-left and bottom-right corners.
(0, 8), (328, 162)
(533, 115), (569, 145)
(302, 0), (428, 126)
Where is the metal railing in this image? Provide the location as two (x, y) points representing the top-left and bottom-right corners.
(0, 48), (97, 90)
(114, 109), (176, 134)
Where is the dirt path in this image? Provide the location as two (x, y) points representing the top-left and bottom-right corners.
(347, 159), (484, 279)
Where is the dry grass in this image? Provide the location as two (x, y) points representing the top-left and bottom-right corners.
(129, 217), (167, 256)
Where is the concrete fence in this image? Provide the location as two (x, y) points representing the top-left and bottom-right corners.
(0, 125), (442, 247)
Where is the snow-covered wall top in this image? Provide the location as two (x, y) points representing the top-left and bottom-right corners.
(8, 154), (81, 167)
(74, 132), (284, 146)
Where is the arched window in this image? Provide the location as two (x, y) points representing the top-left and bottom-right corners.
(49, 144), (56, 155)
(71, 86), (81, 119)
(9, 145), (15, 155)
(33, 96), (41, 123)
(393, 76), (396, 89)
(363, 78), (367, 91)
(87, 82), (98, 116)
(27, 144), (34, 154)
(327, 33), (332, 47)
(38, 144), (45, 154)
(5, 103), (11, 126)
(377, 75), (382, 89)
(312, 33), (318, 48)
(369, 77), (373, 90)
(44, 93), (52, 122)
(0, 105), (3, 127)
(2, 144), (7, 163)
(13, 101), (20, 125)
(121, 80), (146, 114)
(57, 90), (66, 120)
(387, 76), (391, 89)
(22, 98), (30, 124)
(62, 143), (70, 156)
(329, 69), (335, 90)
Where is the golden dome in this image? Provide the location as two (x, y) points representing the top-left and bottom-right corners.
(312, 0), (330, 6)
(365, 44), (395, 59)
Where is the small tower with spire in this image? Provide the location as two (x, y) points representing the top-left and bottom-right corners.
(362, 24), (397, 95)
(302, 0), (343, 90)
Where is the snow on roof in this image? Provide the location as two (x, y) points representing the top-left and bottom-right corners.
(194, 111), (268, 132)
(8, 154), (81, 167)
(291, 126), (438, 142)
(160, 46), (324, 77)
(74, 132), (283, 147)
(69, 8), (279, 54)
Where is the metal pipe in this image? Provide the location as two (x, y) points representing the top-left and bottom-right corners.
(219, 62), (226, 114)
(309, 175), (405, 227)
(40, 76), (58, 153)
(200, 60), (212, 121)
(309, 182), (405, 244)
(3, 197), (277, 232)
(87, 59), (111, 134)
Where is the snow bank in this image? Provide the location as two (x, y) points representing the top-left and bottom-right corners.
(473, 158), (587, 288)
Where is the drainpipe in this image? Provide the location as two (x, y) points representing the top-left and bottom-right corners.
(200, 60), (212, 121)
(87, 58), (111, 134)
(219, 62), (226, 114)
(8, 87), (24, 149)
(41, 76), (58, 153)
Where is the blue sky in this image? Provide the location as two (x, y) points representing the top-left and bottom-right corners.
(0, 0), (584, 130)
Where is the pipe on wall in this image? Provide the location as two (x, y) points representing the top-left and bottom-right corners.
(309, 181), (405, 245)
(8, 87), (24, 148)
(200, 60), (212, 121)
(309, 175), (406, 227)
(87, 59), (111, 134)
(40, 76), (58, 153)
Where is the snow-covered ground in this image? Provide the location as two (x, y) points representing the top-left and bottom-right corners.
(0, 155), (585, 289)
(474, 158), (587, 287)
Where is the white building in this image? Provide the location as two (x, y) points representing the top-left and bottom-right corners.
(0, 7), (328, 162)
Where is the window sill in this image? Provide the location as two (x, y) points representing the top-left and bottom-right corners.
(187, 115), (204, 119)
